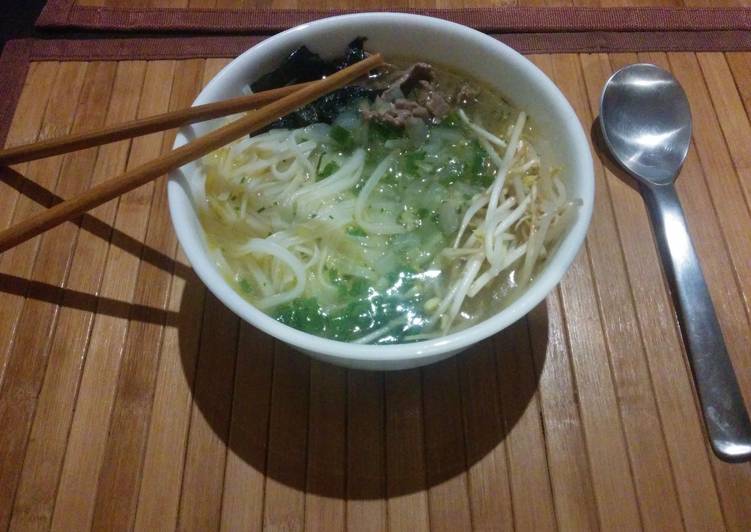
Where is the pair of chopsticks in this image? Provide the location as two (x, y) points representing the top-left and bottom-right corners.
(0, 53), (384, 253)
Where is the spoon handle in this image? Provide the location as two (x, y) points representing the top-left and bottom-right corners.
(642, 182), (751, 462)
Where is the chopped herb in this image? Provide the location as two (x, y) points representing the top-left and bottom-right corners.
(272, 297), (326, 335)
(326, 269), (370, 299)
(468, 139), (493, 185)
(404, 150), (426, 174)
(272, 268), (428, 343)
(239, 279), (253, 294)
(318, 161), (340, 180)
(330, 125), (355, 151)
(441, 111), (461, 127)
(369, 121), (401, 142)
(346, 225), (367, 237)
(315, 153), (323, 176)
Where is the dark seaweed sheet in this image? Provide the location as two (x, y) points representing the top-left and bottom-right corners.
(251, 37), (381, 129)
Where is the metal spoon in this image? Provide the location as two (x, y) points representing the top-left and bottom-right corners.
(599, 63), (751, 463)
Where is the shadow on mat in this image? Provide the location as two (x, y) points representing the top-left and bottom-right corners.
(179, 285), (550, 500)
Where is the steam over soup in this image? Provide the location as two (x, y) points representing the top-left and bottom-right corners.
(196, 40), (579, 344)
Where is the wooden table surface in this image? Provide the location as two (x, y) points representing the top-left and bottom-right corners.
(1, 3), (751, 532)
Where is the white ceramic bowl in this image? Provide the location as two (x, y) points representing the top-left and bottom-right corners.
(168, 13), (594, 370)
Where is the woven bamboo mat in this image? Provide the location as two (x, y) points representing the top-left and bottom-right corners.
(35, 0), (751, 33)
(0, 37), (750, 531)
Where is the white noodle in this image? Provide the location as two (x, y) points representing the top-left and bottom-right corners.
(355, 153), (405, 235)
(239, 238), (307, 308)
(197, 99), (576, 344)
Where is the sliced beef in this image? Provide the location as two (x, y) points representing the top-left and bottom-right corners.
(381, 63), (435, 101)
(362, 98), (431, 128)
(415, 80), (450, 120)
(363, 69), (453, 127)
(454, 82), (480, 105)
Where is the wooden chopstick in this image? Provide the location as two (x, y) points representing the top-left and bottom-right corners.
(0, 53), (384, 253)
(0, 81), (313, 166)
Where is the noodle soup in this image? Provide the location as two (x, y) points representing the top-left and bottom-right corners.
(195, 43), (578, 345)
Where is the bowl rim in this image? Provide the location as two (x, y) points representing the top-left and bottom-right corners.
(168, 11), (594, 363)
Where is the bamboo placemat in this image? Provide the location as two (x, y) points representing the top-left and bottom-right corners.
(0, 37), (750, 531)
(35, 1), (751, 34)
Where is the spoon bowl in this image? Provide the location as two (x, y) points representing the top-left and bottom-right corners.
(600, 63), (692, 185)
